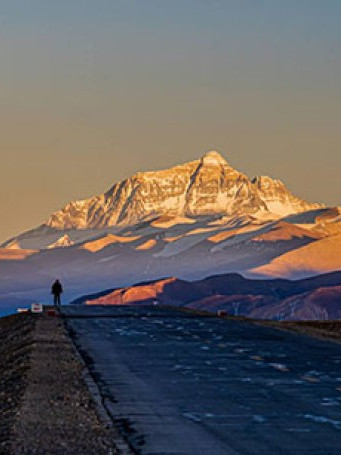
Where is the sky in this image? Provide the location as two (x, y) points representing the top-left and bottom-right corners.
(0, 0), (340, 242)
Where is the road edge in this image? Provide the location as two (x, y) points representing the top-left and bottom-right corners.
(61, 314), (136, 455)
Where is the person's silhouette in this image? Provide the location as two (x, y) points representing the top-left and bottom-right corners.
(51, 279), (63, 307)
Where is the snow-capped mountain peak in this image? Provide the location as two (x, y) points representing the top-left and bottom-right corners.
(201, 150), (229, 166)
(252, 175), (323, 217)
(42, 151), (322, 231)
(1, 150), (322, 242)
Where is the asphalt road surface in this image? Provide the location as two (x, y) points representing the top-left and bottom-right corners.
(62, 305), (341, 454)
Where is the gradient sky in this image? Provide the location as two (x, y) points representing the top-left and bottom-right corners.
(0, 1), (340, 242)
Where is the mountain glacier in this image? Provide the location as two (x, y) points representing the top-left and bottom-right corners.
(44, 151), (321, 232)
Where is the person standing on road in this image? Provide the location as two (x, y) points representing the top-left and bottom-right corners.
(51, 279), (63, 307)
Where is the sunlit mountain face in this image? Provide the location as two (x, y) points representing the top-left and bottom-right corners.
(77, 271), (341, 321)
(1, 151), (340, 317)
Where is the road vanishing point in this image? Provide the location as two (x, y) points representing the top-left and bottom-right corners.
(62, 305), (341, 454)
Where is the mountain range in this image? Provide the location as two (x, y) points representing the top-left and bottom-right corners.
(4, 151), (322, 242)
(74, 271), (341, 321)
(0, 151), (340, 318)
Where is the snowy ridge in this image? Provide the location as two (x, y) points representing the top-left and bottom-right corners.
(44, 151), (322, 231)
(47, 234), (74, 249)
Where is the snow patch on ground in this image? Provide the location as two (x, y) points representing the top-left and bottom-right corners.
(154, 233), (209, 258)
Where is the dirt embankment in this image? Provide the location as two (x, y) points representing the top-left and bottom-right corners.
(0, 311), (130, 455)
(0, 314), (34, 453)
(269, 320), (341, 342)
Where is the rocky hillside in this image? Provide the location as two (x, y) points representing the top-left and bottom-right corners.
(80, 271), (341, 321)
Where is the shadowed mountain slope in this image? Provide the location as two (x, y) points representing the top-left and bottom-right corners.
(74, 271), (341, 321)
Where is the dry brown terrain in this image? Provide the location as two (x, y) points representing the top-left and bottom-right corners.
(0, 311), (132, 455)
(83, 271), (341, 320)
(267, 320), (341, 342)
(0, 313), (34, 453)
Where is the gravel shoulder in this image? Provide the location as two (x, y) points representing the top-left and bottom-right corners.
(0, 313), (34, 454)
(263, 320), (341, 342)
(1, 310), (129, 455)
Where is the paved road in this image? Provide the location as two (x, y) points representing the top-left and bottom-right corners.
(63, 305), (341, 454)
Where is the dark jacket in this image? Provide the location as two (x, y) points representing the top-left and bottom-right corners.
(52, 281), (63, 296)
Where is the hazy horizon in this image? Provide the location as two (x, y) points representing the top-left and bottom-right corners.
(1, 1), (340, 242)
